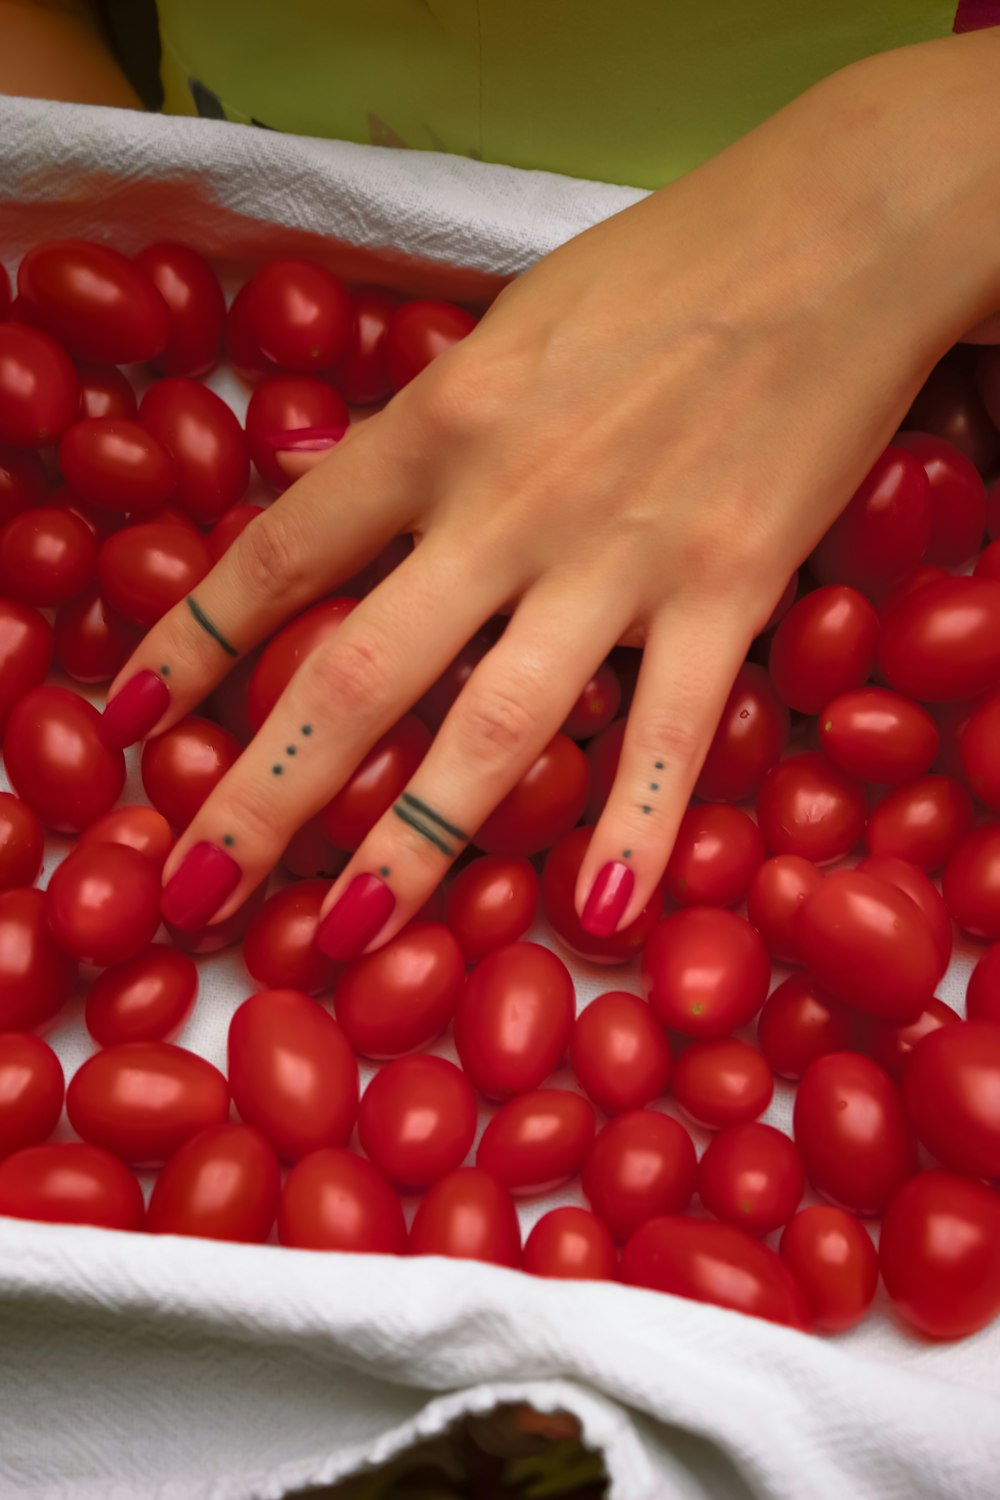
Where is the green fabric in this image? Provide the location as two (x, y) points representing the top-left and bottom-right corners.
(158, 0), (958, 188)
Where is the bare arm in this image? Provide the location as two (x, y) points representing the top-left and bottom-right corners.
(0, 0), (142, 108)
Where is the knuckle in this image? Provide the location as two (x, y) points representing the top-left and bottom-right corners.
(231, 509), (311, 603)
(628, 714), (702, 775)
(209, 777), (283, 853)
(304, 633), (391, 720)
(454, 682), (537, 762)
(414, 348), (508, 441)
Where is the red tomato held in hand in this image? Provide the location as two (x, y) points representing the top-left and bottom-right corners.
(642, 908), (770, 1040)
(943, 824), (1000, 938)
(768, 586), (879, 714)
(819, 688), (938, 785)
(0, 1142), (143, 1230)
(477, 1089), (595, 1195)
(582, 1109), (696, 1240)
(894, 431), (985, 566)
(809, 446), (930, 597)
(879, 1171), (1000, 1339)
(698, 1122), (805, 1236)
(227, 989), (358, 1161)
(67, 1042), (229, 1167)
(903, 1021), (1000, 1179)
(147, 1123), (280, 1243)
(59, 418), (177, 515)
(246, 597), (357, 730)
(0, 324), (81, 445)
(878, 577), (1000, 703)
(1, 506), (97, 607)
(140, 378), (250, 523)
(779, 1205), (878, 1333)
(570, 990), (670, 1115)
(746, 855), (823, 964)
(358, 1055), (476, 1189)
(756, 974), (856, 1080)
(244, 375), (348, 490)
(794, 1052), (914, 1216)
(968, 943), (1000, 1023)
(621, 1215), (810, 1330)
(445, 854), (538, 963)
(85, 944), (197, 1046)
(242, 880), (339, 996)
(866, 775), (973, 872)
(320, 714), (432, 849)
(696, 664), (790, 803)
(454, 941), (575, 1100)
(332, 286), (398, 405)
(867, 996), (960, 1082)
(206, 504), (265, 563)
(0, 599), (52, 735)
(244, 259), (352, 373)
(4, 685), (124, 832)
(54, 586), (139, 684)
(385, 300), (477, 391)
(0, 888), (78, 1031)
(562, 663), (622, 741)
(134, 242), (226, 377)
(523, 1206), (618, 1281)
(46, 843), (161, 967)
(0, 444), (46, 525)
(857, 854), (952, 978)
(0, 1033), (64, 1157)
(409, 1166), (521, 1267)
(98, 520), (213, 626)
(78, 804), (174, 871)
(474, 735), (589, 858)
(755, 753), (866, 865)
(18, 240), (169, 362)
(76, 363), (138, 422)
(664, 805), (764, 908)
(0, 792), (43, 890)
(278, 1147), (407, 1253)
(543, 826), (664, 965)
(333, 922), (464, 1058)
(140, 716), (241, 830)
(672, 1038), (773, 1129)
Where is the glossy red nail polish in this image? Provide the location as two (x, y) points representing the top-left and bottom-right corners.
(266, 425), (346, 453)
(315, 874), (395, 960)
(581, 861), (634, 937)
(160, 842), (242, 930)
(99, 670), (171, 748)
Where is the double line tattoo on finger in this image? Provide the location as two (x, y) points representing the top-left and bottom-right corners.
(393, 792), (468, 857)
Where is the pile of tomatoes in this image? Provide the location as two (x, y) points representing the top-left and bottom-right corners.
(1, 238), (1000, 1348)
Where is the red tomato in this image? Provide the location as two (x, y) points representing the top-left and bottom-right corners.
(477, 1089), (595, 1195)
(357, 1055), (476, 1188)
(794, 1052), (914, 1215)
(0, 324), (81, 445)
(867, 996), (960, 1082)
(542, 825), (664, 964)
(988, 475), (1000, 540)
(454, 941), (575, 1100)
(58, 418), (176, 515)
(523, 1206), (618, 1281)
(642, 908), (770, 1040)
(98, 520), (213, 626)
(445, 854), (538, 963)
(583, 717), (626, 821)
(85, 944), (197, 1046)
(894, 431), (985, 566)
(18, 240), (168, 362)
(968, 943), (1000, 1023)
(54, 585), (139, 684)
(907, 346), (999, 474)
(0, 888), (77, 1031)
(227, 989), (358, 1160)
(903, 1021), (1000, 1178)
(768, 586), (879, 714)
(878, 577), (1000, 702)
(959, 694), (1000, 811)
(385, 300), (477, 390)
(147, 1123), (279, 1243)
(76, 362), (138, 421)
(0, 1142), (144, 1230)
(278, 1147), (407, 1253)
(140, 716), (241, 829)
(0, 265), (9, 320)
(415, 631), (495, 733)
(880, 1171), (1000, 1339)
(809, 446), (930, 596)
(974, 538), (1000, 582)
(0, 1033), (64, 1157)
(242, 880), (339, 996)
(621, 1215), (810, 1330)
(78, 804), (174, 871)
(474, 734), (589, 858)
(570, 990), (671, 1115)
(134, 243), (225, 377)
(0, 792), (42, 889)
(819, 688), (938, 785)
(246, 597), (357, 730)
(698, 1122), (805, 1236)
(779, 1206), (878, 1333)
(226, 281), (275, 381)
(672, 1038), (773, 1129)
(867, 774), (973, 872)
(1, 506), (97, 607)
(695, 664), (790, 803)
(3, 685), (124, 832)
(664, 805), (764, 908)
(561, 663), (622, 741)
(67, 1042), (229, 1167)
(756, 974), (855, 1080)
(206, 504), (265, 563)
(333, 922), (464, 1058)
(244, 260), (352, 373)
(0, 444), (46, 524)
(0, 599), (52, 734)
(756, 753), (866, 865)
(320, 714), (432, 849)
(878, 563), (952, 618)
(280, 814), (345, 881)
(140, 378), (250, 523)
(332, 286), (398, 404)
(746, 855), (822, 964)
(856, 854), (951, 978)
(163, 880), (267, 956)
(943, 824), (1000, 938)
(244, 375), (348, 490)
(409, 1166), (521, 1267)
(582, 1109), (696, 1239)
(45, 843), (161, 967)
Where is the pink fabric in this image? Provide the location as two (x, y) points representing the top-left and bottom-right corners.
(954, 1), (1000, 32)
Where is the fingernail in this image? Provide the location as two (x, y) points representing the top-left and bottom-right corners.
(315, 874), (395, 960)
(267, 425), (346, 453)
(160, 842), (242, 930)
(99, 670), (171, 748)
(581, 861), (635, 937)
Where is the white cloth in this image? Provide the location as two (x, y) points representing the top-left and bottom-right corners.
(0, 94), (998, 1500)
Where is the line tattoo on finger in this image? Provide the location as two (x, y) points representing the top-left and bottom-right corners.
(392, 792), (469, 858)
(186, 595), (238, 657)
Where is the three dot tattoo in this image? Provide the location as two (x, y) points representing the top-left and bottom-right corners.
(622, 760), (665, 859)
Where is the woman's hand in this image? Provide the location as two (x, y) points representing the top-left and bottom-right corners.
(104, 29), (1000, 959)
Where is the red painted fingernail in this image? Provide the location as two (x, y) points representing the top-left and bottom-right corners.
(161, 842), (242, 930)
(99, 670), (171, 748)
(315, 874), (395, 960)
(581, 861), (635, 937)
(267, 425), (346, 453)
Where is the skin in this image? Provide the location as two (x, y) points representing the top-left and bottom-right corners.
(7, 19), (1000, 945)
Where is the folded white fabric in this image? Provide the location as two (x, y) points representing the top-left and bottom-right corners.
(0, 93), (998, 1500)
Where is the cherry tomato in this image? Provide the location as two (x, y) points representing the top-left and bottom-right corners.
(794, 1052), (914, 1216)
(0, 887), (78, 1030)
(583, 717), (626, 821)
(147, 1123), (279, 1243)
(695, 663), (789, 803)
(877, 563), (952, 618)
(246, 597), (357, 731)
(880, 1170), (1000, 1339)
(698, 1122), (804, 1236)
(244, 376), (348, 490)
(745, 855), (823, 964)
(0, 1033), (63, 1158)
(0, 265), (9, 320)
(320, 714), (432, 849)
(444, 854), (538, 963)
(664, 805), (764, 908)
(974, 537), (1000, 582)
(76, 363), (137, 421)
(769, 586), (879, 714)
(0, 324), (81, 445)
(280, 814), (345, 881)
(968, 943), (1000, 1023)
(542, 825), (664, 964)
(621, 1215), (810, 1330)
(819, 687), (938, 786)
(58, 418), (177, 516)
(409, 1165), (521, 1267)
(570, 990), (671, 1115)
(226, 281), (275, 382)
(1, 506), (97, 607)
(907, 345), (999, 474)
(140, 378), (250, 523)
(454, 941), (575, 1100)
(77, 804), (173, 871)
(242, 880), (339, 996)
(894, 431), (985, 566)
(581, 1109), (696, 1240)
(206, 504), (265, 563)
(988, 475), (1000, 540)
(903, 1021), (1000, 1179)
(0, 792), (42, 890)
(0, 1142), (143, 1230)
(523, 1207), (617, 1281)
(809, 446), (930, 596)
(477, 1089), (595, 1195)
(474, 734), (589, 858)
(867, 996), (960, 1081)
(278, 1147), (407, 1253)
(245, 259), (352, 373)
(134, 243), (225, 377)
(958, 693), (1000, 812)
(756, 974), (856, 1080)
(227, 989), (358, 1161)
(878, 577), (1000, 702)
(98, 520), (213, 626)
(0, 444), (46, 525)
(45, 843), (161, 967)
(332, 286), (398, 404)
(0, 600), (52, 735)
(943, 824), (1000, 938)
(140, 716), (241, 829)
(85, 944), (197, 1046)
(779, 1206), (878, 1333)
(756, 752), (866, 865)
(333, 922), (464, 1058)
(4, 685), (124, 831)
(357, 1055), (476, 1189)
(54, 585), (139, 684)
(855, 854), (951, 979)
(866, 774), (973, 872)
(642, 908), (770, 1040)
(385, 300), (477, 390)
(561, 663), (622, 741)
(163, 880), (267, 956)
(415, 631), (495, 733)
(67, 1042), (228, 1167)
(672, 1038), (773, 1129)
(18, 240), (168, 362)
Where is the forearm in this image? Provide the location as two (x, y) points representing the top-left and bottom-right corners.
(0, 0), (141, 108)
